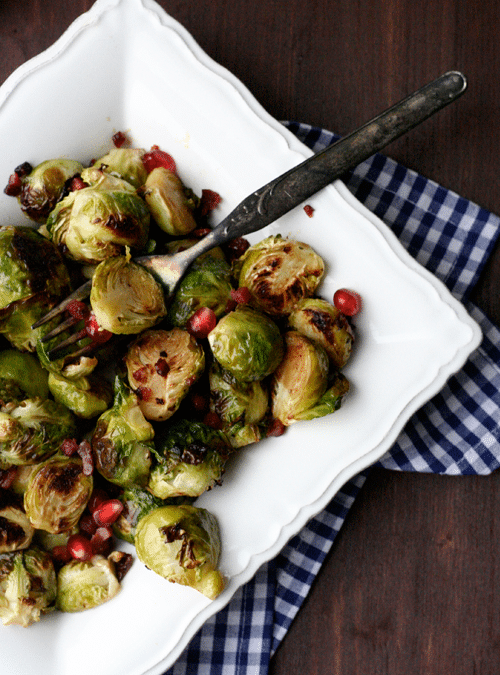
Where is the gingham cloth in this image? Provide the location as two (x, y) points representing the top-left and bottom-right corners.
(165, 122), (500, 674)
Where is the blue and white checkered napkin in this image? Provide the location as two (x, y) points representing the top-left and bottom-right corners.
(166, 122), (500, 674)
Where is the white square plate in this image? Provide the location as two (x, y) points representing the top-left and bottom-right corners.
(0, 1), (481, 674)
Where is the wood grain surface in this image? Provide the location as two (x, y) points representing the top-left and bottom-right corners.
(2, 1), (500, 673)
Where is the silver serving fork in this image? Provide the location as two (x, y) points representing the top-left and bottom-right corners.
(33, 71), (467, 360)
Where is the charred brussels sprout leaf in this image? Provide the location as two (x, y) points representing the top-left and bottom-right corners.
(167, 252), (233, 328)
(91, 376), (155, 489)
(233, 234), (324, 316)
(48, 371), (112, 419)
(143, 167), (198, 235)
(270, 331), (330, 426)
(125, 328), (205, 422)
(0, 547), (57, 626)
(92, 147), (148, 189)
(0, 398), (77, 467)
(0, 489), (34, 553)
(56, 554), (121, 613)
(45, 185), (150, 265)
(0, 349), (49, 404)
(90, 254), (166, 334)
(149, 419), (231, 499)
(135, 504), (225, 599)
(0, 226), (72, 351)
(24, 457), (93, 534)
(288, 297), (354, 369)
(18, 158), (84, 223)
(208, 305), (284, 382)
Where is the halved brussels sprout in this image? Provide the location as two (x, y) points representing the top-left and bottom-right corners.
(80, 166), (137, 192)
(0, 547), (57, 626)
(233, 234), (325, 316)
(24, 457), (93, 534)
(48, 371), (112, 419)
(0, 349), (49, 404)
(148, 419), (231, 499)
(0, 488), (34, 553)
(92, 147), (148, 189)
(135, 504), (226, 599)
(45, 185), (150, 264)
(90, 254), (166, 335)
(0, 398), (77, 467)
(18, 158), (84, 223)
(208, 305), (284, 382)
(292, 370), (350, 421)
(167, 252), (233, 328)
(0, 226), (72, 351)
(125, 328), (205, 421)
(270, 331), (329, 425)
(143, 167), (198, 235)
(91, 376), (155, 489)
(288, 297), (354, 369)
(56, 554), (121, 613)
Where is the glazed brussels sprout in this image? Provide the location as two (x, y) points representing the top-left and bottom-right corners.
(233, 234), (324, 316)
(92, 147), (148, 189)
(89, 254), (167, 334)
(24, 457), (93, 534)
(167, 251), (233, 328)
(48, 371), (112, 419)
(143, 167), (198, 235)
(45, 183), (150, 264)
(208, 305), (284, 382)
(0, 349), (49, 404)
(0, 547), (57, 626)
(0, 398), (77, 467)
(135, 504), (226, 599)
(270, 331), (329, 425)
(149, 419), (231, 499)
(18, 158), (84, 223)
(294, 370), (350, 421)
(125, 328), (205, 421)
(0, 226), (72, 351)
(288, 297), (354, 369)
(209, 361), (268, 448)
(56, 554), (121, 613)
(91, 376), (155, 489)
(113, 486), (185, 544)
(0, 489), (34, 553)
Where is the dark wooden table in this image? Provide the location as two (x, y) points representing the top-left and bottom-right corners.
(2, 1), (500, 673)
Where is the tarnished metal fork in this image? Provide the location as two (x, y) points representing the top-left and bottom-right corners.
(33, 71), (467, 359)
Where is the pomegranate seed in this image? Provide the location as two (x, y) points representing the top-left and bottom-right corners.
(0, 466), (17, 489)
(112, 131), (127, 147)
(186, 307), (217, 340)
(90, 526), (113, 555)
(4, 172), (22, 196)
(52, 545), (73, 565)
(225, 237), (250, 262)
(333, 288), (362, 316)
(61, 438), (79, 456)
(66, 300), (90, 320)
(230, 286), (252, 304)
(142, 147), (176, 174)
(79, 512), (98, 536)
(77, 440), (94, 476)
(203, 411), (223, 430)
(304, 204), (314, 217)
(191, 227), (212, 238)
(199, 189), (221, 216)
(154, 358), (170, 377)
(267, 418), (286, 437)
(67, 534), (94, 562)
(70, 176), (87, 191)
(14, 162), (32, 177)
(93, 499), (124, 527)
(136, 386), (153, 401)
(87, 488), (109, 514)
(189, 392), (208, 413)
(85, 313), (113, 344)
(224, 298), (237, 313)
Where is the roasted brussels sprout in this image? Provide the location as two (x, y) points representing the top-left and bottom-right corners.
(113, 486), (179, 544)
(45, 184), (150, 264)
(233, 234), (324, 316)
(291, 370), (350, 421)
(0, 547), (57, 626)
(48, 371), (112, 419)
(0, 226), (72, 351)
(18, 158), (84, 223)
(0, 489), (34, 553)
(24, 457), (92, 534)
(167, 252), (233, 328)
(143, 167), (198, 235)
(91, 376), (155, 489)
(209, 361), (268, 448)
(208, 305), (284, 382)
(125, 327), (205, 421)
(148, 419), (231, 499)
(0, 349), (49, 404)
(56, 554), (121, 613)
(135, 504), (225, 599)
(90, 254), (166, 334)
(80, 166), (137, 192)
(288, 297), (354, 369)
(92, 147), (148, 189)
(0, 398), (77, 467)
